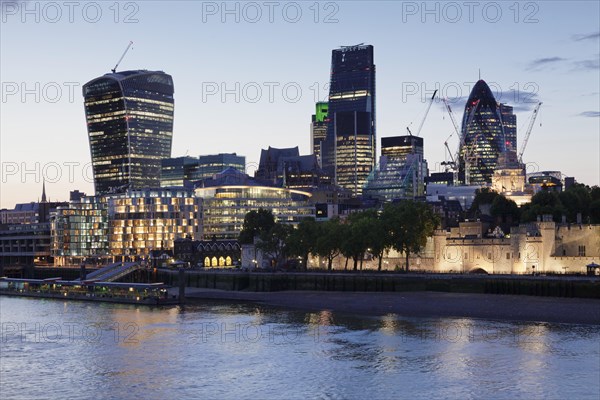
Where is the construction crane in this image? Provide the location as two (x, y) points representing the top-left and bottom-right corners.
(414, 89), (438, 137)
(441, 133), (456, 171)
(111, 41), (134, 73)
(517, 102), (542, 162)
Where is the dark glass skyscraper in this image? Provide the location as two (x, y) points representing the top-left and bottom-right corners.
(499, 103), (517, 152)
(160, 156), (199, 187)
(323, 44), (376, 196)
(197, 153), (246, 180)
(83, 70), (175, 194)
(459, 80), (506, 185)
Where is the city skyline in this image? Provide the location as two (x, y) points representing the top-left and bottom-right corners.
(1, 1), (599, 207)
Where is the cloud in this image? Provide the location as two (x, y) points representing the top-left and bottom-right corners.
(572, 32), (600, 41)
(527, 57), (567, 70)
(573, 58), (600, 71)
(578, 111), (600, 118)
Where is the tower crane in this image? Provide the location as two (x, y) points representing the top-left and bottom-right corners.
(517, 102), (542, 162)
(413, 90), (438, 137)
(111, 41), (134, 73)
(441, 133), (456, 170)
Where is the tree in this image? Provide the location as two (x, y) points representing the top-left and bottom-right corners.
(239, 209), (275, 244)
(559, 183), (592, 222)
(256, 223), (293, 268)
(286, 217), (319, 270)
(315, 217), (344, 271)
(365, 210), (392, 272)
(384, 200), (439, 272)
(341, 212), (371, 271)
(469, 187), (499, 218)
(520, 191), (565, 223)
(490, 195), (520, 224)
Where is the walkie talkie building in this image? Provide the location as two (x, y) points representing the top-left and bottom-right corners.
(83, 70), (175, 195)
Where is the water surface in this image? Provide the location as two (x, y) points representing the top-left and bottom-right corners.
(1, 297), (599, 399)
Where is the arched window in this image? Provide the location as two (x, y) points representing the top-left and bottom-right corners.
(204, 257), (210, 267)
(211, 256), (218, 267)
(219, 256), (226, 267)
(225, 256), (232, 266)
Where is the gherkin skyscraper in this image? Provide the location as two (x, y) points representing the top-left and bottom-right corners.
(459, 80), (514, 185)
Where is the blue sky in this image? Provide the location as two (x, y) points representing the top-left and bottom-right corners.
(1, 0), (599, 207)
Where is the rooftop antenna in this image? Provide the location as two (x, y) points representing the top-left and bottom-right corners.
(478, 68), (481, 80)
(111, 41), (134, 73)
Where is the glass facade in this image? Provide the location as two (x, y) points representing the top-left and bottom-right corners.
(323, 45), (376, 195)
(160, 156), (200, 187)
(381, 136), (424, 165)
(195, 169), (314, 239)
(196, 153), (246, 180)
(52, 196), (109, 266)
(52, 189), (198, 265)
(364, 136), (427, 201)
(83, 70), (175, 194)
(107, 189), (199, 260)
(499, 103), (517, 152)
(459, 80), (506, 185)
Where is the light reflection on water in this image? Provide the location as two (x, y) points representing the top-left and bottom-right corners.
(1, 297), (599, 400)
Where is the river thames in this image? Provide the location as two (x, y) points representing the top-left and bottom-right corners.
(1, 296), (599, 399)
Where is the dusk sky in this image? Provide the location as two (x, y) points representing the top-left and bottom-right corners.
(1, 0), (599, 208)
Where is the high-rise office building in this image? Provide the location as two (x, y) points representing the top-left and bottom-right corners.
(161, 156), (199, 187)
(364, 136), (428, 201)
(197, 153), (246, 180)
(459, 80), (505, 185)
(381, 136), (424, 164)
(322, 44), (376, 196)
(499, 103), (517, 152)
(83, 70), (175, 194)
(310, 102), (328, 165)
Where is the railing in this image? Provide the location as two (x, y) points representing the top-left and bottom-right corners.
(81, 262), (142, 282)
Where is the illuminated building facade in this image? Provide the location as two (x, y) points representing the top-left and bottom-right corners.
(107, 189), (199, 260)
(381, 136), (424, 164)
(310, 102), (329, 165)
(174, 238), (241, 268)
(197, 153), (246, 180)
(161, 156), (199, 187)
(363, 136), (428, 201)
(195, 168), (314, 240)
(491, 150), (531, 206)
(83, 70), (175, 194)
(323, 44), (376, 195)
(528, 171), (563, 193)
(459, 80), (506, 185)
(52, 196), (110, 266)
